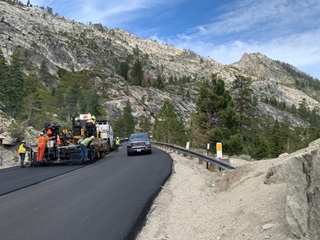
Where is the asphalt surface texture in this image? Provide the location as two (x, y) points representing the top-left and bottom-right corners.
(0, 145), (172, 240)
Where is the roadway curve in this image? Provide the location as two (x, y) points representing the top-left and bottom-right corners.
(0, 145), (172, 240)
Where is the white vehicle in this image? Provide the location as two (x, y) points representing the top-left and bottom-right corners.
(95, 118), (115, 151)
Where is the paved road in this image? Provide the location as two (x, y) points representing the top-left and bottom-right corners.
(0, 146), (172, 240)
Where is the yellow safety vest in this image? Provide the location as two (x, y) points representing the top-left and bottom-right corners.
(18, 144), (26, 154)
(80, 138), (92, 147)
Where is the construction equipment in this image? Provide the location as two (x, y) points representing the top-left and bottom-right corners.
(29, 113), (115, 166)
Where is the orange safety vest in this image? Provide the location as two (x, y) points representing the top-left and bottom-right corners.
(38, 136), (52, 145)
(18, 144), (27, 153)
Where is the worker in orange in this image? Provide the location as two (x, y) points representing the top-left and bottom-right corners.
(36, 132), (54, 161)
(46, 127), (53, 136)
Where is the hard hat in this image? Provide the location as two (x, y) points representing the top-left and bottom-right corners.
(90, 136), (95, 139)
(21, 140), (26, 143)
(40, 132), (44, 135)
(116, 137), (119, 139)
(92, 115), (96, 120)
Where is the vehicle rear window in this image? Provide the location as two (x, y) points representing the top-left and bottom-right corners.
(130, 133), (147, 139)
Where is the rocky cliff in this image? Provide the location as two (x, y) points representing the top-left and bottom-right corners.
(1, 2), (318, 122)
(0, 110), (38, 168)
(285, 142), (320, 239)
(1, 1), (320, 166)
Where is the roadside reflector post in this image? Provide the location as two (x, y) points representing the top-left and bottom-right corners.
(185, 142), (190, 157)
(216, 142), (222, 159)
(216, 142), (223, 171)
(198, 158), (203, 164)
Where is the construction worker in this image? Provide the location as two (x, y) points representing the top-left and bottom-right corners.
(36, 132), (54, 161)
(80, 136), (94, 160)
(115, 137), (120, 151)
(18, 140), (29, 168)
(46, 127), (53, 136)
(86, 115), (96, 137)
(87, 115), (96, 124)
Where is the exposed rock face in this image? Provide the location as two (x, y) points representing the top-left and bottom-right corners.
(285, 146), (320, 239)
(252, 81), (319, 110)
(0, 111), (39, 168)
(264, 139), (320, 239)
(0, 113), (16, 167)
(0, 2), (319, 126)
(257, 102), (307, 127)
(0, 2), (222, 79)
(232, 52), (295, 84)
(104, 86), (196, 124)
(262, 139), (320, 239)
(0, 112), (16, 146)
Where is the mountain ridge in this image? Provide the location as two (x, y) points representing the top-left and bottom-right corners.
(0, 1), (319, 130)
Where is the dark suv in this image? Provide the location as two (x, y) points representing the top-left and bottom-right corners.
(127, 132), (152, 156)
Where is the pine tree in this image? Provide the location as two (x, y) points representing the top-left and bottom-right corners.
(153, 100), (187, 145)
(85, 90), (106, 117)
(137, 115), (152, 133)
(155, 75), (165, 89)
(114, 101), (135, 137)
(252, 134), (270, 160)
(122, 101), (135, 135)
(117, 61), (130, 81)
(6, 52), (25, 118)
(39, 60), (53, 88)
(0, 50), (10, 110)
(194, 74), (240, 153)
(130, 59), (143, 86)
(269, 120), (286, 157)
(231, 74), (255, 135)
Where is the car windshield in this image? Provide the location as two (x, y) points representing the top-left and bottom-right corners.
(130, 133), (148, 140)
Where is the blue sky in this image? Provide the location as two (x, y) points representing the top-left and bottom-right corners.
(22, 0), (320, 79)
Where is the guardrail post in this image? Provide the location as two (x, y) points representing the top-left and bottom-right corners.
(209, 163), (216, 172)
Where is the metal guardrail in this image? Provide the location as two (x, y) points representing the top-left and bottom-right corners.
(152, 141), (237, 170)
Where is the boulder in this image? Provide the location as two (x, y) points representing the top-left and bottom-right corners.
(0, 134), (17, 146)
(285, 149), (320, 239)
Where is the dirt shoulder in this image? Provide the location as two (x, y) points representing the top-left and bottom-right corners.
(136, 151), (292, 240)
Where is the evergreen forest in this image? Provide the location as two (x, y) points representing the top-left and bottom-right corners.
(1, 47), (320, 160)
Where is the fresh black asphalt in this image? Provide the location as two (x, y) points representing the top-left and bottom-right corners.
(0, 145), (172, 240)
